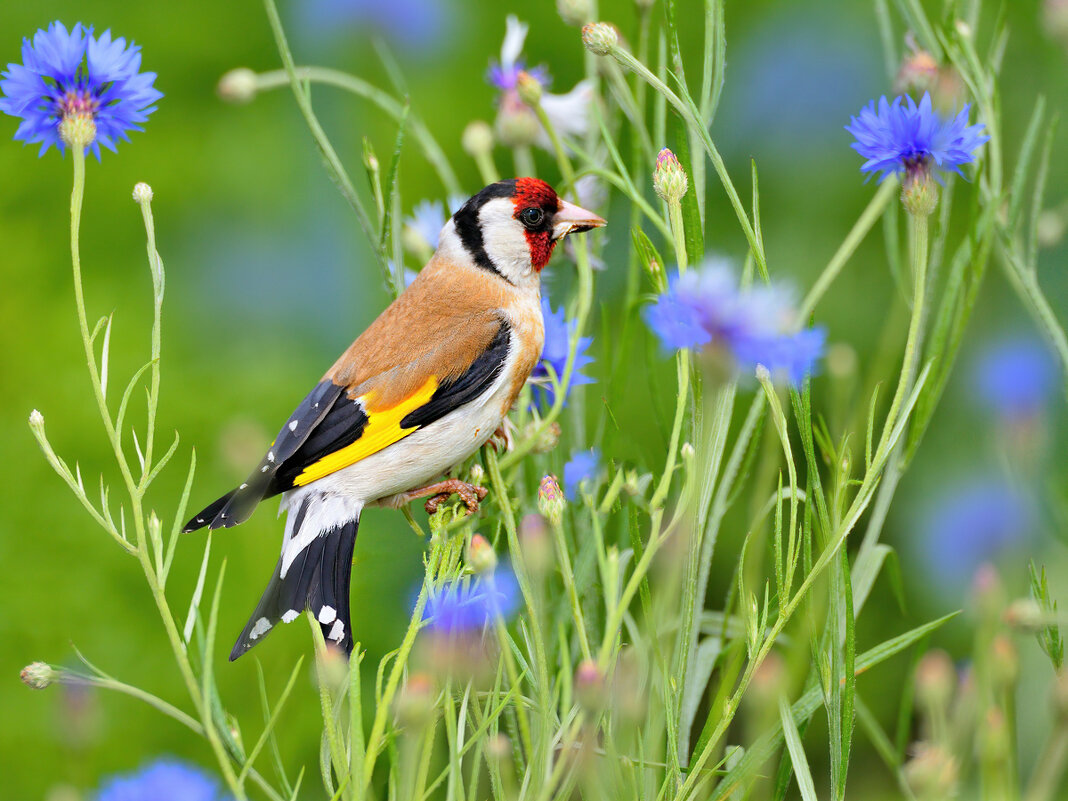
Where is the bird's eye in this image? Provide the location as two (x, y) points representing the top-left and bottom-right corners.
(520, 207), (544, 228)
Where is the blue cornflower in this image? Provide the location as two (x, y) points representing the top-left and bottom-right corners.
(297, 0), (446, 48)
(531, 296), (594, 409)
(845, 92), (988, 182)
(0, 22), (161, 157)
(95, 759), (230, 801)
(405, 200), (447, 250)
(643, 260), (826, 386)
(422, 568), (519, 634)
(920, 478), (1034, 589)
(972, 336), (1057, 421)
(564, 448), (600, 500)
(488, 16), (551, 91)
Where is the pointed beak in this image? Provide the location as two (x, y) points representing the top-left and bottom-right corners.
(551, 199), (607, 240)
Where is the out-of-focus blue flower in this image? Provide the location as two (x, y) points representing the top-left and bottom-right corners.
(531, 297), (594, 409)
(297, 0), (446, 49)
(422, 567), (520, 633)
(0, 21), (161, 157)
(643, 260), (826, 386)
(846, 92), (988, 182)
(405, 200), (447, 251)
(972, 336), (1057, 421)
(920, 478), (1035, 588)
(564, 448), (600, 500)
(95, 759), (229, 801)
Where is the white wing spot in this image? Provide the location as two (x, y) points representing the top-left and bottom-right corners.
(249, 617), (272, 640)
(288, 420), (298, 432)
(281, 609), (300, 623)
(328, 619), (345, 642)
(239, 483), (248, 490)
(318, 605), (337, 624)
(267, 450), (275, 462)
(261, 465), (269, 472)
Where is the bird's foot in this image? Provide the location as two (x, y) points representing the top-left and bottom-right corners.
(397, 479), (489, 515)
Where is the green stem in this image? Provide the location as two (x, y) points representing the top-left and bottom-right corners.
(252, 67), (460, 196)
(797, 177), (898, 322)
(68, 148), (249, 800)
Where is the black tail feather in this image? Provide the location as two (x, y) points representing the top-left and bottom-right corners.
(182, 489), (237, 532)
(229, 511), (359, 661)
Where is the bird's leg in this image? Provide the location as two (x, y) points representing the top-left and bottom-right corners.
(394, 479), (489, 515)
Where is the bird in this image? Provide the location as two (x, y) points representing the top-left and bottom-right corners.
(183, 177), (605, 661)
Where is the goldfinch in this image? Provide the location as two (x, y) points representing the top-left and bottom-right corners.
(183, 178), (605, 660)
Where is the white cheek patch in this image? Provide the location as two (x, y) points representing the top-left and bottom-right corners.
(479, 199), (532, 282)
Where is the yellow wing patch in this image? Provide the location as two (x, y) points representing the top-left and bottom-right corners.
(292, 377), (439, 487)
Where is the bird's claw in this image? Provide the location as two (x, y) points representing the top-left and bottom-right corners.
(423, 480), (489, 515)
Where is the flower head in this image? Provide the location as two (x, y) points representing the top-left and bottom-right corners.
(972, 336), (1057, 421)
(538, 475), (565, 524)
(489, 16), (592, 151)
(488, 16), (550, 92)
(920, 478), (1034, 589)
(845, 92), (988, 184)
(405, 200), (448, 251)
(643, 259), (826, 386)
(422, 568), (519, 634)
(531, 296), (594, 409)
(564, 448), (600, 500)
(94, 759), (230, 801)
(0, 22), (162, 157)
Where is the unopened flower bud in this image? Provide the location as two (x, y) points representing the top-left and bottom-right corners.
(59, 113), (96, 149)
(317, 642), (349, 691)
(467, 534), (498, 575)
(516, 71), (543, 107)
(538, 475), (565, 526)
(955, 19), (973, 38)
(486, 733), (511, 760)
(1003, 598), (1045, 632)
(979, 707), (1010, 762)
(904, 743), (959, 799)
(217, 68), (258, 104)
(28, 409), (44, 433)
(495, 100), (540, 148)
(653, 148), (689, 203)
(574, 659), (607, 711)
(469, 463), (485, 485)
(623, 469), (652, 497)
(462, 120), (494, 158)
(990, 634), (1019, 688)
(1037, 209), (1067, 248)
(902, 161), (938, 216)
(680, 442), (695, 462)
(895, 48), (939, 96)
(21, 662), (55, 690)
(531, 421), (562, 454)
(131, 182), (153, 204)
(972, 563), (1005, 620)
(395, 672), (436, 727)
(519, 513), (553, 575)
(557, 0), (592, 26)
(915, 650), (956, 713)
(826, 343), (857, 378)
(582, 22), (619, 56)
(1045, 0), (1068, 45)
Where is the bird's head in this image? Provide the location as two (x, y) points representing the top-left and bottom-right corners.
(440, 178), (605, 286)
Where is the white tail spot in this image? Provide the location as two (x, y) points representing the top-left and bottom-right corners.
(281, 609), (300, 623)
(288, 420), (298, 432)
(249, 617), (272, 640)
(318, 605), (337, 624)
(328, 619), (345, 641)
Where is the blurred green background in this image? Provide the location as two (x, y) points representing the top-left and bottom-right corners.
(2, 0), (1067, 798)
